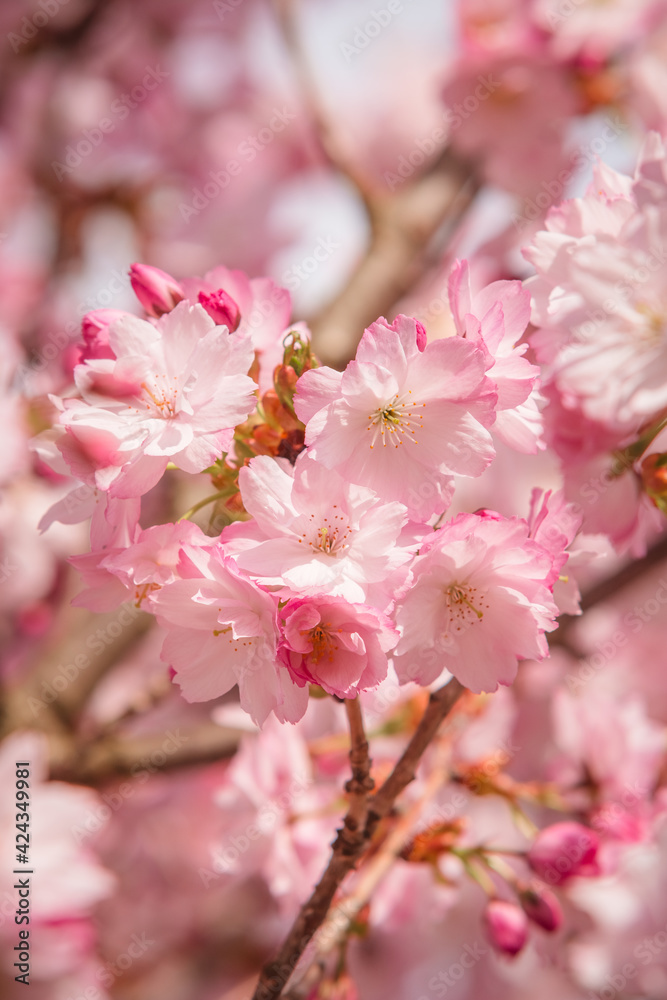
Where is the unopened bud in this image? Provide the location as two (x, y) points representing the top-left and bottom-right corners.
(130, 263), (184, 317)
(198, 289), (241, 331)
(274, 363), (299, 410)
(518, 885), (563, 932)
(483, 899), (528, 957)
(527, 822), (600, 886)
(641, 453), (667, 511)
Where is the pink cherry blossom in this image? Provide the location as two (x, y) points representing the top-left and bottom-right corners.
(70, 519), (212, 613)
(294, 314), (496, 522)
(59, 301), (257, 498)
(525, 487), (610, 614)
(221, 454), (410, 605)
(448, 258), (544, 453)
(151, 545), (308, 726)
(393, 512), (559, 692)
(279, 596), (398, 699)
(525, 139), (667, 435)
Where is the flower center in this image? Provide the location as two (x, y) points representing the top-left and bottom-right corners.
(297, 509), (352, 556)
(367, 391), (425, 449)
(301, 622), (343, 663)
(635, 303), (667, 346)
(442, 583), (488, 637)
(140, 373), (180, 418)
(134, 582), (161, 608)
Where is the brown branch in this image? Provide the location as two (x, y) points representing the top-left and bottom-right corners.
(310, 154), (480, 366)
(288, 742), (454, 998)
(365, 678), (465, 832)
(251, 680), (465, 1000)
(50, 719), (241, 785)
(577, 531), (667, 612)
(343, 697), (375, 840)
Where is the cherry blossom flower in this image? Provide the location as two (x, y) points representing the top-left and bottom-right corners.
(151, 545), (307, 725)
(294, 314), (496, 522)
(393, 512), (559, 692)
(59, 302), (257, 498)
(525, 138), (667, 435)
(279, 596), (398, 699)
(70, 519), (213, 613)
(222, 454), (410, 605)
(448, 258), (544, 453)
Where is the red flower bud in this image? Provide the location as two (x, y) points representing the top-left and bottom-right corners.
(519, 884), (563, 932)
(527, 822), (600, 886)
(197, 289), (241, 331)
(483, 899), (528, 957)
(130, 263), (184, 317)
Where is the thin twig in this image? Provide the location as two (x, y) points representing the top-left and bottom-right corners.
(251, 696), (374, 1000)
(288, 740), (455, 997)
(251, 680), (465, 1000)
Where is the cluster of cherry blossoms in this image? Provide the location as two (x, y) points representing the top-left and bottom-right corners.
(7, 2), (667, 997)
(526, 131), (667, 555)
(34, 250), (588, 727)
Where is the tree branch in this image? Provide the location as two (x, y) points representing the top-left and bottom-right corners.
(310, 154), (479, 366)
(251, 679), (465, 1000)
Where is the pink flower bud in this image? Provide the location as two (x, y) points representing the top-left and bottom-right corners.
(80, 309), (128, 361)
(198, 289), (241, 331)
(527, 822), (600, 886)
(483, 899), (528, 957)
(129, 263), (184, 317)
(519, 885), (563, 932)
